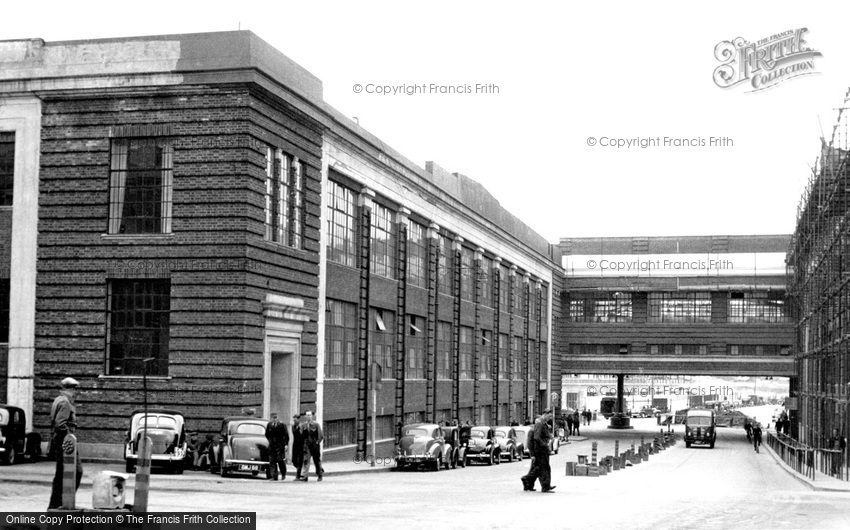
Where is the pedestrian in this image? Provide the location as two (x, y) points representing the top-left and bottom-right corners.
(752, 422), (762, 453)
(828, 428), (846, 478)
(572, 410), (581, 436)
(185, 433), (200, 470)
(521, 421), (538, 491)
(196, 434), (214, 470)
(291, 413), (305, 480)
(48, 377), (84, 510)
(521, 410), (555, 493)
(298, 411), (323, 482)
(566, 414), (574, 436)
(744, 418), (752, 442)
(265, 412), (289, 480)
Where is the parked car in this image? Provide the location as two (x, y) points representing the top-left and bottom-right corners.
(396, 423), (455, 471)
(494, 426), (521, 462)
(209, 416), (270, 478)
(464, 426), (500, 466)
(441, 425), (465, 468)
(0, 404), (41, 465)
(124, 409), (187, 474)
(514, 426), (532, 458)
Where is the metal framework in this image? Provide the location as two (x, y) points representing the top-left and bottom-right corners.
(789, 90), (850, 466)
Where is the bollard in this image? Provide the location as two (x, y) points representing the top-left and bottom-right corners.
(591, 442), (598, 466)
(133, 436), (152, 513)
(614, 440), (619, 459)
(62, 434), (78, 510)
(566, 461), (576, 476)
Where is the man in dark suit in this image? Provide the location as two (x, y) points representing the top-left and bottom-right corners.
(265, 412), (289, 480)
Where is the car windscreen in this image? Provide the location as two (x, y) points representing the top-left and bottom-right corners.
(404, 428), (429, 437)
(687, 416), (712, 426)
(234, 423), (266, 435)
(141, 416), (177, 430)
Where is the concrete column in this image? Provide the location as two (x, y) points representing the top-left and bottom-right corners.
(1, 97), (42, 432)
(425, 223), (440, 423)
(355, 187), (374, 458)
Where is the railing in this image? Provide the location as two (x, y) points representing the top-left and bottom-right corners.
(767, 432), (848, 481)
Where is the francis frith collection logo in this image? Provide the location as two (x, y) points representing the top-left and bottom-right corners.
(713, 28), (822, 92)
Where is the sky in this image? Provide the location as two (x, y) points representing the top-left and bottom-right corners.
(4, 1), (850, 242)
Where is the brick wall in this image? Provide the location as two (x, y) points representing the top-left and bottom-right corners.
(32, 84), (322, 444)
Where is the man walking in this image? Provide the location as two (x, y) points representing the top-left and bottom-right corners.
(291, 413), (305, 480)
(48, 377), (84, 510)
(752, 422), (763, 453)
(265, 412), (289, 481)
(521, 410), (556, 493)
(298, 411), (324, 482)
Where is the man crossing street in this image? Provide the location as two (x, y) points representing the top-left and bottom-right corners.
(265, 412), (289, 480)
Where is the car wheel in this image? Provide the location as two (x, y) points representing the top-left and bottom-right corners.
(495, 450), (501, 465)
(450, 449), (458, 469)
(509, 448), (515, 462)
(486, 451), (493, 466)
(463, 456), (469, 467)
(220, 463), (229, 477)
(710, 441), (715, 449)
(125, 460), (135, 474)
(25, 433), (42, 461)
(459, 453), (466, 468)
(434, 455), (442, 472)
(686, 442), (692, 448)
(2, 445), (16, 465)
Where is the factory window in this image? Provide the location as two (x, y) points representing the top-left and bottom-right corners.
(106, 279), (170, 376)
(479, 330), (492, 380)
(438, 235), (454, 295)
(0, 279), (9, 343)
(326, 179), (357, 267)
(437, 321), (453, 379)
(407, 315), (425, 379)
(648, 292), (711, 323)
(460, 247), (475, 301)
(728, 291), (788, 323)
(325, 299), (357, 379)
(0, 132), (14, 206)
(108, 138), (173, 234)
(407, 221), (427, 289)
(370, 203), (396, 279)
(569, 292), (632, 322)
(498, 334), (509, 380)
(264, 148), (303, 248)
(369, 308), (395, 374)
(479, 256), (493, 306)
(460, 326), (473, 379)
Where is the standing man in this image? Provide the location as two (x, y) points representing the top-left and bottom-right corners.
(265, 413), (289, 481)
(522, 410), (556, 493)
(828, 428), (847, 477)
(48, 377), (84, 510)
(291, 413), (305, 481)
(298, 411), (324, 482)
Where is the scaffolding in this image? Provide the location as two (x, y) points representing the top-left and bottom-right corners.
(788, 88), (850, 460)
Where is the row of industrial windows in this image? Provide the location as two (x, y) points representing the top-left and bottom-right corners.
(568, 291), (787, 323)
(106, 137), (304, 248)
(323, 300), (545, 380)
(323, 403), (526, 448)
(324, 179), (548, 318)
(569, 343), (791, 356)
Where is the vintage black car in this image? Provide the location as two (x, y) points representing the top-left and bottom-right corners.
(397, 423), (455, 471)
(441, 425), (466, 468)
(464, 426), (500, 466)
(210, 417), (270, 478)
(494, 426), (521, 462)
(0, 404), (41, 465)
(124, 409), (187, 474)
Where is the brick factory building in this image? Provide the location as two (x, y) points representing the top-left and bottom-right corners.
(0, 32), (560, 459)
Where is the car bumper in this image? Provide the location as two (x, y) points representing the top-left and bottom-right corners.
(397, 455), (437, 464)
